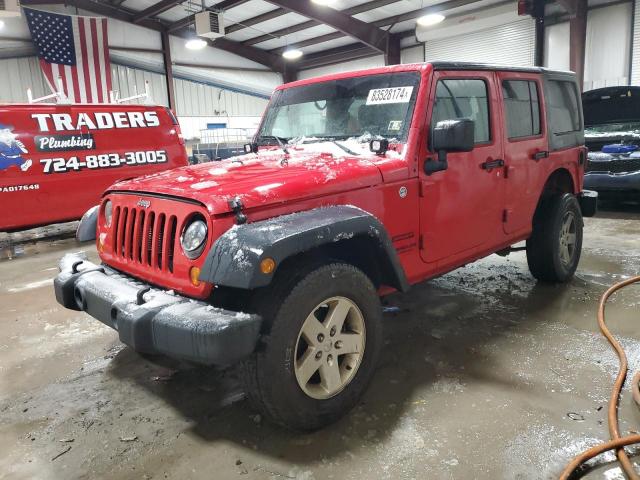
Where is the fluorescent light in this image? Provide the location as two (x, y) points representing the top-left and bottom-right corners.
(0, 20), (4, 30)
(185, 38), (207, 50)
(311, 0), (336, 5)
(282, 48), (303, 60)
(416, 13), (445, 27)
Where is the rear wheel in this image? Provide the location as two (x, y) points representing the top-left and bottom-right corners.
(240, 263), (382, 431)
(526, 193), (583, 282)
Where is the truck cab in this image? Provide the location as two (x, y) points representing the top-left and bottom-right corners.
(54, 62), (596, 430)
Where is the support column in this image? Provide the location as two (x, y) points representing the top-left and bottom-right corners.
(533, 0), (545, 67)
(161, 30), (177, 111)
(569, 0), (587, 90)
(385, 34), (401, 66)
(282, 68), (298, 84)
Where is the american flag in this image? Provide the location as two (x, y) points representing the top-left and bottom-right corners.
(25, 8), (113, 103)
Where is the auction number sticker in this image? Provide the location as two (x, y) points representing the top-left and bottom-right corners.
(366, 86), (414, 105)
(40, 150), (167, 174)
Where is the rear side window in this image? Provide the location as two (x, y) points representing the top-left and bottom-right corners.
(432, 79), (490, 144)
(546, 80), (581, 135)
(502, 80), (541, 139)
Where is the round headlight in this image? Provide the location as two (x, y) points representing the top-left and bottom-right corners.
(181, 219), (207, 258)
(104, 200), (113, 227)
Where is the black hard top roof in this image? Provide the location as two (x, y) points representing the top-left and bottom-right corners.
(429, 61), (574, 77)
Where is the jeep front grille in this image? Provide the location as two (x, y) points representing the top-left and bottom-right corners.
(586, 157), (640, 174)
(112, 205), (178, 273)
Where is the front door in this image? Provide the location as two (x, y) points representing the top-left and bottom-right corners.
(419, 70), (506, 265)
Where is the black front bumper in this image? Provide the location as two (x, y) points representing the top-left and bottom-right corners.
(54, 253), (261, 366)
(584, 171), (640, 199)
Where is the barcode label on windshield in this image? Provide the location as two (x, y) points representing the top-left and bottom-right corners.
(366, 86), (414, 105)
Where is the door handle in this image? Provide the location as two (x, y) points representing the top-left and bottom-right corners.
(481, 159), (504, 171)
(533, 150), (549, 160)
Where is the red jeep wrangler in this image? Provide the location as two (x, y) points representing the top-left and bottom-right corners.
(54, 62), (597, 430)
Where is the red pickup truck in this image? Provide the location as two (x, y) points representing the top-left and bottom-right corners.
(0, 104), (188, 231)
(54, 62), (597, 430)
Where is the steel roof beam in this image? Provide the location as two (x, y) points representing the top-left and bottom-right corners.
(263, 0), (390, 52)
(244, 0), (401, 46)
(167, 0), (254, 32)
(270, 0), (479, 54)
(132, 0), (182, 24)
(20, 0), (285, 72)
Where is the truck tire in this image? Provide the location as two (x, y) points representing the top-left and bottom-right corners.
(240, 262), (382, 431)
(526, 193), (583, 282)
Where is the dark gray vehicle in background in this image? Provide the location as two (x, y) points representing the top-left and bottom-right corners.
(583, 86), (640, 202)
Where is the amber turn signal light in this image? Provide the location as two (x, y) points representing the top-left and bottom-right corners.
(189, 266), (201, 286)
(260, 258), (276, 274)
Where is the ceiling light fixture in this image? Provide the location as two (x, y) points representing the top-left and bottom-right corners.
(0, 20), (4, 30)
(282, 48), (303, 60)
(311, 0), (337, 6)
(416, 13), (445, 27)
(185, 38), (207, 50)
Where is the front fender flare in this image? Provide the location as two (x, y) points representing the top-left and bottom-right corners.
(199, 205), (408, 292)
(76, 205), (98, 242)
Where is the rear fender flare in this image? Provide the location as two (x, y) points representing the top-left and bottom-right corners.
(199, 205), (409, 292)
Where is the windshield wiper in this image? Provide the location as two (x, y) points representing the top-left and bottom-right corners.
(257, 135), (290, 154)
(297, 136), (360, 156)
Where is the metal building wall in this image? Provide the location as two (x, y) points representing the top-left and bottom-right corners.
(172, 77), (267, 117)
(425, 19), (536, 67)
(632, 0), (640, 85)
(0, 57), (268, 117)
(0, 57), (50, 103)
(110, 64), (169, 106)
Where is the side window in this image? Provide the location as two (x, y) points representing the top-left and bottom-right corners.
(432, 79), (490, 144)
(546, 80), (581, 135)
(502, 80), (541, 139)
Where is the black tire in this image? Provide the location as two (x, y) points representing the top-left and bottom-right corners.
(240, 262), (382, 431)
(526, 193), (583, 282)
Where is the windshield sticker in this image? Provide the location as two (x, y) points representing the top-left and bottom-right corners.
(388, 120), (403, 131)
(366, 86), (414, 105)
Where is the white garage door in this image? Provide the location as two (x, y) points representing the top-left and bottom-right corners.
(425, 19), (536, 67)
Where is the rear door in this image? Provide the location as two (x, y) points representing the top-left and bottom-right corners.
(497, 72), (548, 235)
(419, 70), (506, 265)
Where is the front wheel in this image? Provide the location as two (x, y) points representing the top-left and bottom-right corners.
(240, 263), (382, 431)
(526, 193), (583, 282)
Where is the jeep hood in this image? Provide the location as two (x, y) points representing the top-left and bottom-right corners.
(109, 146), (383, 214)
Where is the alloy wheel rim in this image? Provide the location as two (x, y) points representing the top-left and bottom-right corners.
(294, 296), (366, 400)
(559, 211), (577, 267)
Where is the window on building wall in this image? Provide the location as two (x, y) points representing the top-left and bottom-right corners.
(431, 79), (490, 144)
(546, 80), (581, 135)
(502, 80), (541, 139)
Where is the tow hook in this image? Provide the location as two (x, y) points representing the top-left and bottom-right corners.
(228, 196), (247, 225)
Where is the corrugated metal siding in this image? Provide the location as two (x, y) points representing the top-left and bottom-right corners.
(0, 57), (50, 103)
(172, 77), (267, 117)
(632, 0), (640, 85)
(111, 64), (169, 106)
(425, 19), (536, 67)
(0, 57), (267, 117)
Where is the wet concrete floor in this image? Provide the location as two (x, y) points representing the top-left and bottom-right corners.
(1, 208), (639, 480)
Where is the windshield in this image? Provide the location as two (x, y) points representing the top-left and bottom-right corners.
(257, 72), (421, 144)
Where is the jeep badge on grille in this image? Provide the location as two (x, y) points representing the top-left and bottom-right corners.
(137, 199), (151, 208)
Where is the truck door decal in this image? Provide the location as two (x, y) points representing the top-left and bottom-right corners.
(0, 124), (32, 172)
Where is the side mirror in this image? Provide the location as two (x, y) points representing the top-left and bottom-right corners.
(425, 119), (475, 175)
(431, 118), (475, 153)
